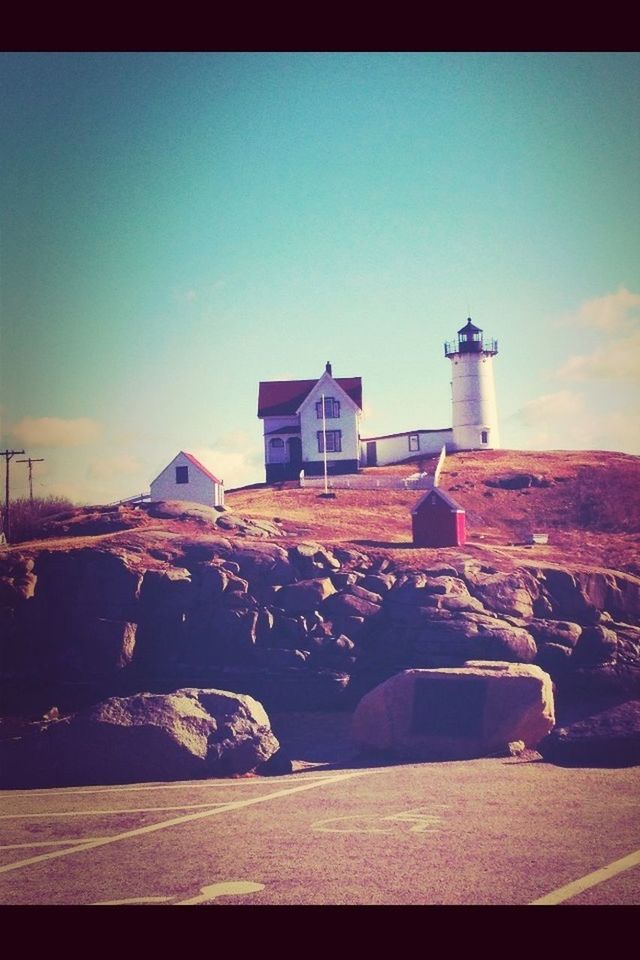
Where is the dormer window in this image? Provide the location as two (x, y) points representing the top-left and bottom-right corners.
(316, 397), (340, 419)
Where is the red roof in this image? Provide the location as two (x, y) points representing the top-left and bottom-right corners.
(258, 377), (362, 417)
(182, 451), (222, 485)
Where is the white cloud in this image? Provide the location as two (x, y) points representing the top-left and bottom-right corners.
(552, 289), (640, 383)
(506, 388), (639, 454)
(557, 329), (640, 381)
(568, 287), (640, 332)
(11, 417), (101, 448)
(87, 454), (143, 481)
(190, 438), (264, 490)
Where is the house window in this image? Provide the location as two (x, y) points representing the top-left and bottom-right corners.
(176, 465), (189, 484)
(481, 430), (489, 444)
(408, 434), (420, 452)
(268, 437), (285, 462)
(316, 397), (340, 419)
(317, 430), (342, 453)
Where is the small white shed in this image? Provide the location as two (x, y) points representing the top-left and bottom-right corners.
(150, 451), (224, 508)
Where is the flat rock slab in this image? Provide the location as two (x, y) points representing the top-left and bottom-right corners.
(540, 699), (640, 767)
(0, 688), (279, 788)
(351, 662), (555, 761)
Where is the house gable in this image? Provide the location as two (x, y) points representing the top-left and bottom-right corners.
(296, 370), (362, 416)
(258, 376), (362, 418)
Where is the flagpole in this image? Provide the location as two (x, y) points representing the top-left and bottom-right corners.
(321, 392), (328, 494)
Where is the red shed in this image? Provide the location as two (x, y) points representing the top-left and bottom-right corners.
(411, 487), (466, 547)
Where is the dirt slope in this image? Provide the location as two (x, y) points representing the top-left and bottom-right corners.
(9, 450), (639, 576)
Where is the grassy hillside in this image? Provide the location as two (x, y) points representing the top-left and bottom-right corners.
(8, 450), (638, 577)
(226, 450), (640, 573)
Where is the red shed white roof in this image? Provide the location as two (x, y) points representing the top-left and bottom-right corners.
(411, 487), (464, 515)
(258, 377), (362, 417)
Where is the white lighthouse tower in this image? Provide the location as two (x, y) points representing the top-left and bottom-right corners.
(444, 318), (500, 451)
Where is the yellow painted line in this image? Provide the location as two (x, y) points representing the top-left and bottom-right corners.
(1, 775), (331, 799)
(94, 896), (172, 905)
(530, 848), (640, 905)
(0, 838), (109, 850)
(0, 802), (230, 819)
(0, 770), (372, 875)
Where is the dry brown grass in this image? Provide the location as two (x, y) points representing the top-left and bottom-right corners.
(6, 450), (638, 577)
(226, 450), (640, 573)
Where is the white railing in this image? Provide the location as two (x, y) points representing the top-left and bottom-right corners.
(299, 472), (433, 491)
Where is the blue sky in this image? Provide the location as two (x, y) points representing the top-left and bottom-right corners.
(1, 52), (639, 503)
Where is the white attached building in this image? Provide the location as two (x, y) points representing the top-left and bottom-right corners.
(258, 363), (363, 482)
(150, 451), (224, 507)
(360, 428), (453, 467)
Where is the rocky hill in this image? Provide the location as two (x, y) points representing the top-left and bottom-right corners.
(1, 450), (639, 726)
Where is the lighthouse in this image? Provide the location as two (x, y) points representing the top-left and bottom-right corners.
(444, 318), (500, 451)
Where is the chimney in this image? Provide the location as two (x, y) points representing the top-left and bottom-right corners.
(325, 361), (332, 375)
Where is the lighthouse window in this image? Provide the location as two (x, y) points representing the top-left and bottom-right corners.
(481, 431), (489, 444)
(408, 434), (420, 452)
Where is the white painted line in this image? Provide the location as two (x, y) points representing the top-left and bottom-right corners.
(530, 848), (640, 905)
(1, 774), (333, 800)
(0, 838), (108, 850)
(0, 770), (372, 875)
(0, 801), (230, 820)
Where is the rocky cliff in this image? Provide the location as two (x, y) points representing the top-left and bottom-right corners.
(2, 500), (639, 720)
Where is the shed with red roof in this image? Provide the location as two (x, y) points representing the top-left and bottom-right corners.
(411, 486), (466, 547)
(150, 451), (224, 508)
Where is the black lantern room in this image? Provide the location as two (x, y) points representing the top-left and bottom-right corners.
(444, 318), (498, 358)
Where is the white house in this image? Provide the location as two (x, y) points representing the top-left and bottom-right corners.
(258, 362), (363, 482)
(150, 451), (224, 507)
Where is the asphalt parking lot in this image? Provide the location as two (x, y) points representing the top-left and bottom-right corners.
(1, 712), (639, 906)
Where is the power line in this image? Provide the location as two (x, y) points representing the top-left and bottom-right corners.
(16, 457), (45, 503)
(1, 449), (25, 542)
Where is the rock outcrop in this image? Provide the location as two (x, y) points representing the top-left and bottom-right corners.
(540, 700), (640, 767)
(1, 538), (639, 715)
(351, 662), (555, 760)
(0, 688), (280, 787)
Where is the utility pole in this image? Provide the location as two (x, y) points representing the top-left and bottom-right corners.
(1, 449), (25, 543)
(17, 456), (45, 503)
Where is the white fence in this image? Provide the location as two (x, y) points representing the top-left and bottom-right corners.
(299, 472), (433, 491)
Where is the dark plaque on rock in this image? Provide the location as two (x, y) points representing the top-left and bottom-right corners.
(411, 677), (487, 737)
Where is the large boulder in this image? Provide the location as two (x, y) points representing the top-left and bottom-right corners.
(0, 688), (279, 787)
(540, 700), (640, 767)
(276, 578), (337, 614)
(288, 543), (341, 578)
(465, 570), (541, 619)
(33, 548), (143, 621)
(351, 662), (555, 761)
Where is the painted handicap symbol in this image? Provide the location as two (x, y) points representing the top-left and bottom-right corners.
(312, 806), (447, 834)
(93, 880), (265, 905)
